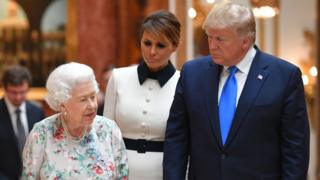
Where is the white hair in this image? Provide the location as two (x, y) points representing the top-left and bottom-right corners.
(45, 62), (99, 111)
(203, 1), (256, 42)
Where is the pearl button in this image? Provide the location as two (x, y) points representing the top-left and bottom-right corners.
(142, 110), (147, 115)
(146, 99), (150, 103)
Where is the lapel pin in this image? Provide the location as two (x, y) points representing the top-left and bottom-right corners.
(257, 74), (263, 80)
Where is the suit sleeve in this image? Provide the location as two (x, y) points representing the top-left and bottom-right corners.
(0, 172), (10, 180)
(39, 108), (45, 120)
(34, 104), (45, 120)
(281, 67), (309, 180)
(103, 70), (117, 120)
(163, 67), (190, 180)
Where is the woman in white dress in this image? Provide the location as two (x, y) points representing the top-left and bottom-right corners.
(22, 62), (128, 180)
(103, 10), (181, 180)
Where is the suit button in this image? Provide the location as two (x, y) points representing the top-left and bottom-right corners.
(221, 154), (226, 160)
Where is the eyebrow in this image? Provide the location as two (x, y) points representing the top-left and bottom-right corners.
(76, 91), (96, 98)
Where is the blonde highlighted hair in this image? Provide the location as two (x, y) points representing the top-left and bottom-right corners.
(203, 1), (256, 42)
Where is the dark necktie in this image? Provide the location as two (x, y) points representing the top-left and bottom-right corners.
(219, 66), (238, 145)
(15, 108), (26, 154)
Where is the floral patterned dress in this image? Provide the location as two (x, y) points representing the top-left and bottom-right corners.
(22, 114), (128, 180)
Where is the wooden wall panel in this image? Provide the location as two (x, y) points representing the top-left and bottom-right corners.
(77, 0), (118, 86)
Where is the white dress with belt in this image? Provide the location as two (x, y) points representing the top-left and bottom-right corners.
(103, 63), (179, 180)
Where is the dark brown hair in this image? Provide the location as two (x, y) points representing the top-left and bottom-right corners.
(1, 65), (32, 88)
(140, 10), (181, 46)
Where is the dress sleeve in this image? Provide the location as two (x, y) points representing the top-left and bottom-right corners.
(111, 124), (129, 179)
(22, 123), (46, 180)
(103, 70), (117, 120)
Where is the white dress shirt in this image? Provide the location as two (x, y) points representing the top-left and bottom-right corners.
(218, 46), (257, 106)
(4, 96), (29, 137)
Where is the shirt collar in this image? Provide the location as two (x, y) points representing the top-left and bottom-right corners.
(222, 46), (256, 74)
(4, 96), (26, 115)
(137, 60), (176, 87)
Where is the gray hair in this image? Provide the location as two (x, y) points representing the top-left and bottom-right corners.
(203, 1), (256, 42)
(45, 62), (99, 111)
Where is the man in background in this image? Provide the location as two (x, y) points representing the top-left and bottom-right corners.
(0, 65), (44, 180)
(97, 65), (114, 115)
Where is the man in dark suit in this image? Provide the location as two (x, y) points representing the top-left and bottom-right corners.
(0, 65), (44, 180)
(163, 2), (309, 180)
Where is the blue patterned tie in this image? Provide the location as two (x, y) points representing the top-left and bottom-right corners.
(219, 66), (238, 145)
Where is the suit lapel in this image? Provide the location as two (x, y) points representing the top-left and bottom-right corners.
(0, 98), (20, 152)
(26, 103), (34, 132)
(224, 50), (269, 148)
(204, 61), (223, 148)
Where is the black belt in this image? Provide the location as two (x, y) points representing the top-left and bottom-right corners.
(123, 138), (163, 153)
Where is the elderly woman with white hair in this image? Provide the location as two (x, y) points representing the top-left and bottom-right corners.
(21, 62), (128, 180)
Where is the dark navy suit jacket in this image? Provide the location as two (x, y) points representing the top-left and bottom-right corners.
(0, 98), (44, 180)
(163, 48), (309, 180)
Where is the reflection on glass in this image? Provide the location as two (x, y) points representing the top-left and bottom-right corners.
(0, 0), (29, 77)
(0, 0), (66, 87)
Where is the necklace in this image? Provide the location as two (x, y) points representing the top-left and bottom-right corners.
(60, 115), (88, 143)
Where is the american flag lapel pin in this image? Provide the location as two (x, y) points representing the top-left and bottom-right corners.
(257, 74), (263, 80)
